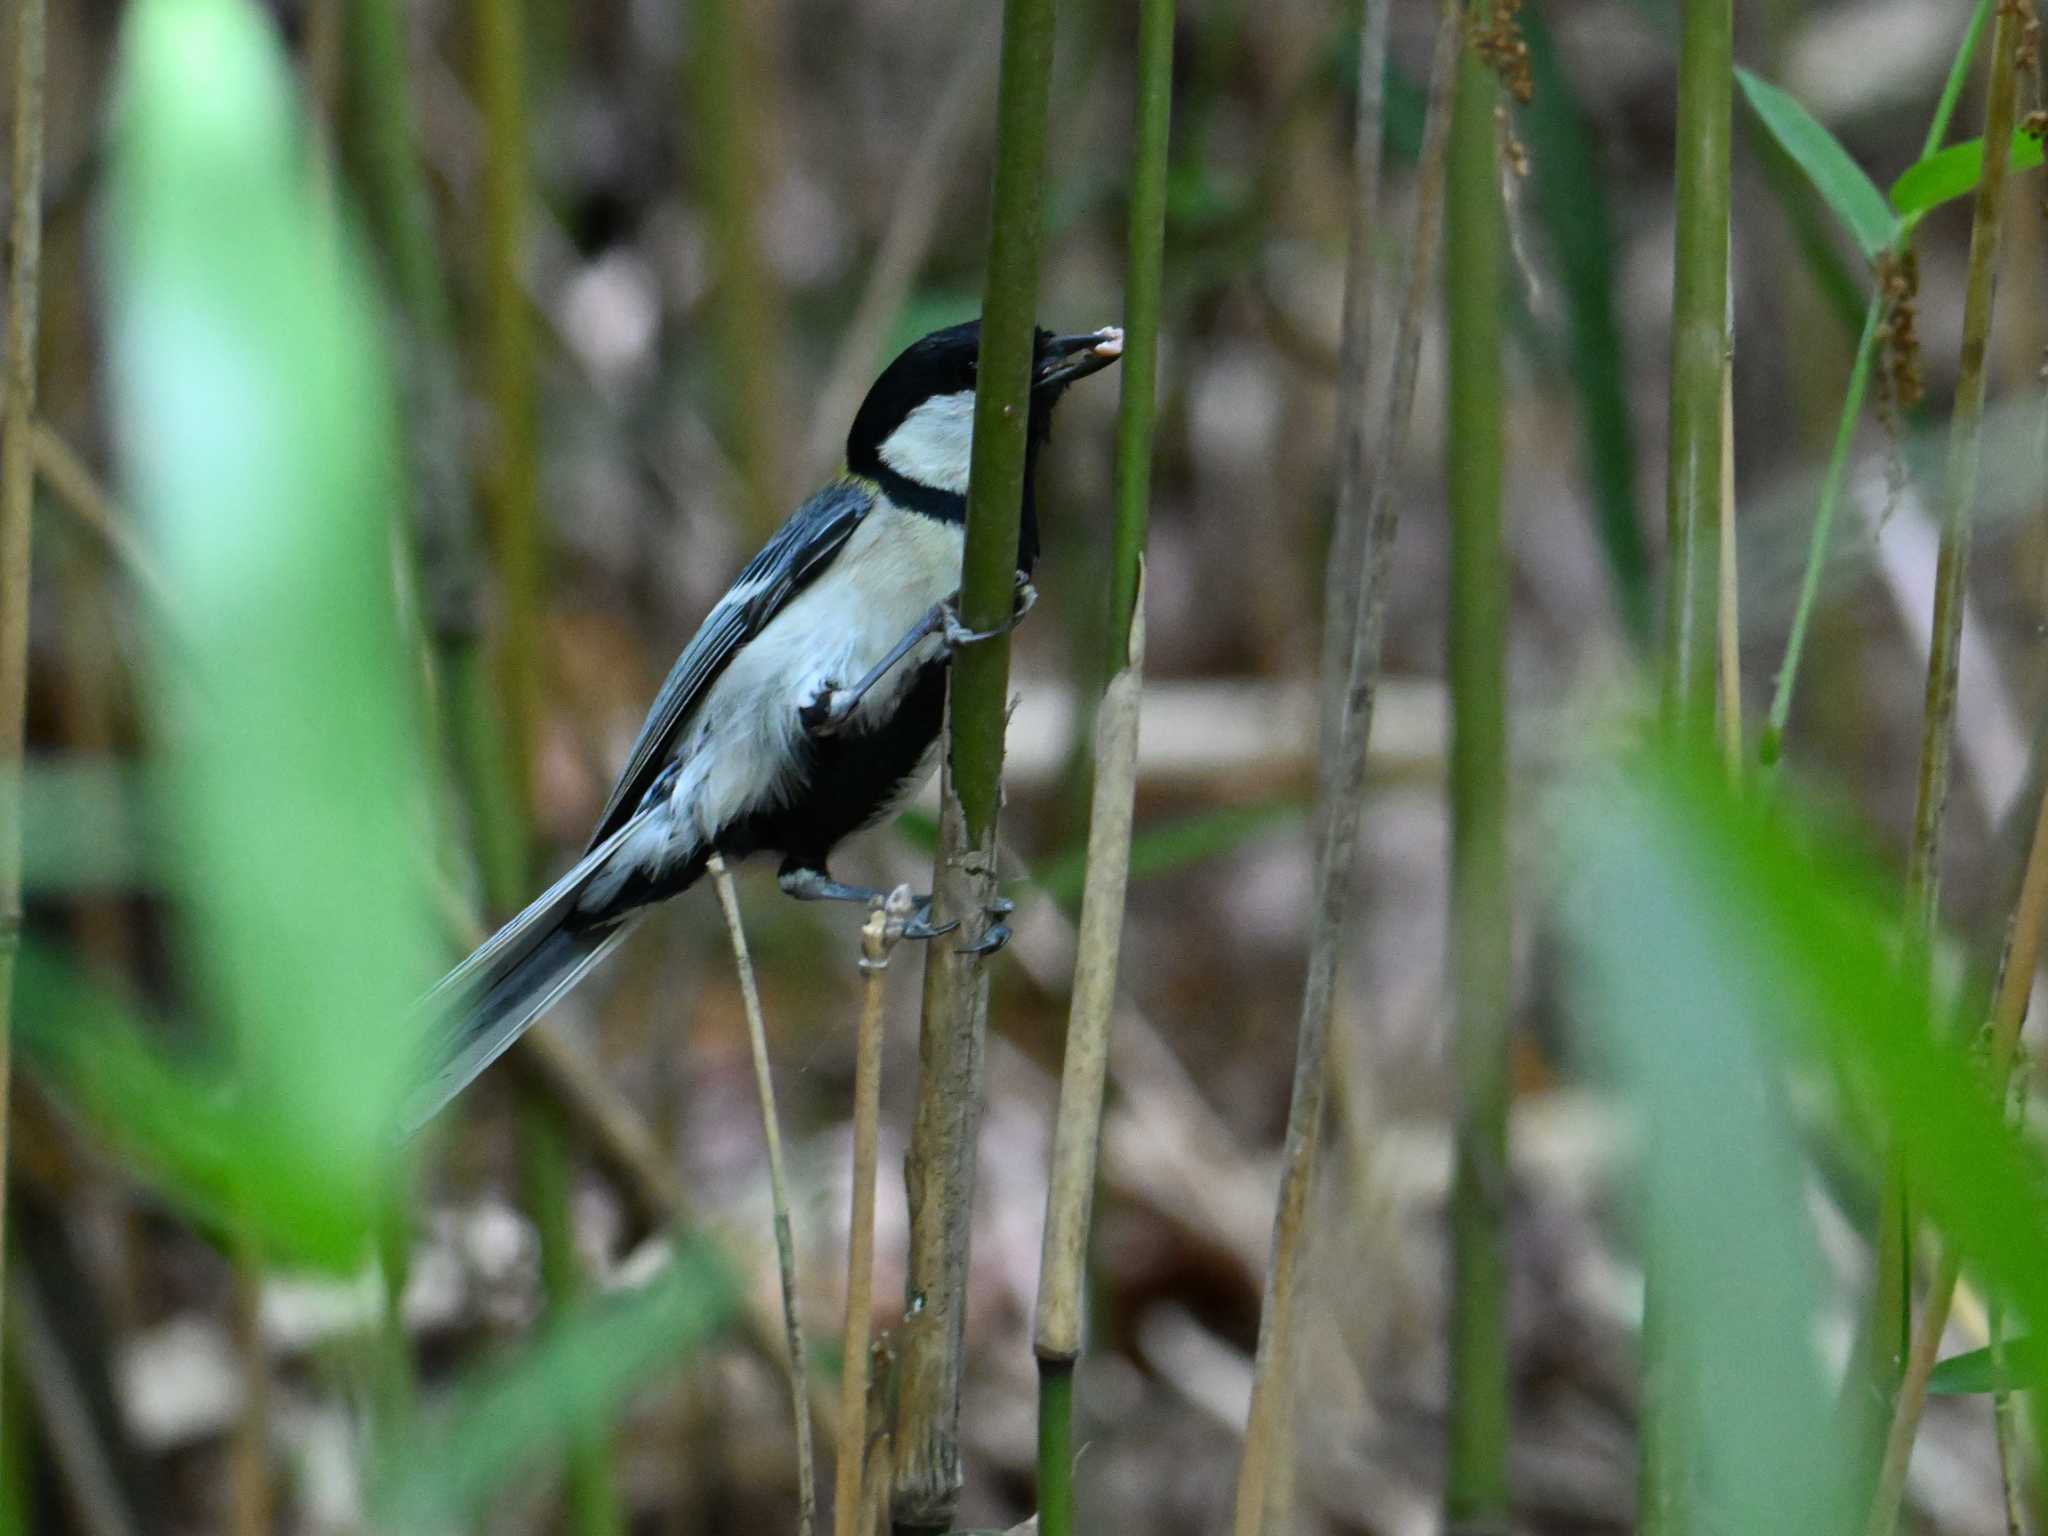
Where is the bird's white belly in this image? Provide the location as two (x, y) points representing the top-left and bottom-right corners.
(668, 502), (963, 841)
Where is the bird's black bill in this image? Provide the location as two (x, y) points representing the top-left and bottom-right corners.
(1033, 327), (1125, 391)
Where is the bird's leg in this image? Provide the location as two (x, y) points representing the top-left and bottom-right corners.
(799, 601), (949, 738)
(799, 573), (1036, 739)
(777, 863), (958, 941)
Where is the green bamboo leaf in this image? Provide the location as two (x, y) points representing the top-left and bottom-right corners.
(1890, 130), (2048, 219)
(1927, 1339), (2048, 1395)
(1736, 68), (1898, 259)
(375, 1239), (739, 1531)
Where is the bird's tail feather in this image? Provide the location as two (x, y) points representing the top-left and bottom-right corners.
(404, 816), (655, 1134)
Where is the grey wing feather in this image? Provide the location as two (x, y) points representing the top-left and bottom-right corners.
(586, 477), (877, 847)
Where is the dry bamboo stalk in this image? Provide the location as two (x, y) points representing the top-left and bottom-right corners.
(708, 853), (817, 1536)
(1034, 597), (1145, 1360)
(835, 891), (910, 1536)
(1232, 5), (1459, 1530)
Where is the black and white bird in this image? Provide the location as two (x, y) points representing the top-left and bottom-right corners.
(408, 320), (1123, 1128)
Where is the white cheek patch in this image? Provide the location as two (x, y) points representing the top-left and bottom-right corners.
(878, 390), (976, 493)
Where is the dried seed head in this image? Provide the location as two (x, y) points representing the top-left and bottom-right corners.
(1874, 249), (1924, 420)
(1473, 0), (1534, 104)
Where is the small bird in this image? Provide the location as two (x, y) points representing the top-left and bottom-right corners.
(408, 319), (1123, 1128)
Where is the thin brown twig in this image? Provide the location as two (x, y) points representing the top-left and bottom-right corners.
(31, 423), (173, 614)
(7, 1267), (142, 1536)
(0, 0), (47, 1423)
(1989, 1065), (2031, 1536)
(835, 891), (910, 1536)
(229, 1236), (273, 1536)
(1233, 5), (1459, 1531)
(708, 853), (817, 1536)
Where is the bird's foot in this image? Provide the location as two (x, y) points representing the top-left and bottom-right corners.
(778, 865), (960, 939)
(956, 896), (1015, 956)
(941, 575), (1037, 651)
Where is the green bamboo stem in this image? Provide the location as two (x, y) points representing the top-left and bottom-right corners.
(0, 0), (47, 1421)
(1232, 6), (1461, 1532)
(1662, 0), (1732, 726)
(1760, 0), (1992, 765)
(891, 0), (1058, 1526)
(1443, 32), (1510, 1533)
(687, 0), (788, 535)
(1716, 363), (1741, 773)
(473, 0), (543, 825)
(1029, 4), (1173, 1531)
(1644, 0), (1733, 1523)
(1888, 0), (2027, 1402)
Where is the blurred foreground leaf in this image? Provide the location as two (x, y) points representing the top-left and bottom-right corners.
(101, 0), (438, 1266)
(1890, 130), (2048, 220)
(374, 1237), (739, 1532)
(1556, 743), (2048, 1520)
(1557, 748), (1853, 1535)
(1736, 68), (1897, 260)
(1927, 1338), (2048, 1395)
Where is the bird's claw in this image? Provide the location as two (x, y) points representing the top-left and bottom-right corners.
(799, 680), (856, 738)
(941, 576), (1038, 652)
(955, 898), (1015, 956)
(901, 898), (960, 942)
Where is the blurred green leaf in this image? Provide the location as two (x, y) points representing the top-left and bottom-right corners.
(103, 0), (440, 1266)
(1557, 747), (1855, 1535)
(1927, 1339), (2048, 1395)
(20, 947), (274, 1252)
(1890, 130), (2048, 220)
(1737, 68), (1898, 260)
(375, 1238), (739, 1531)
(1557, 744), (2048, 1492)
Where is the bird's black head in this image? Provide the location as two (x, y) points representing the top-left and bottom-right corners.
(845, 320), (1123, 511)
